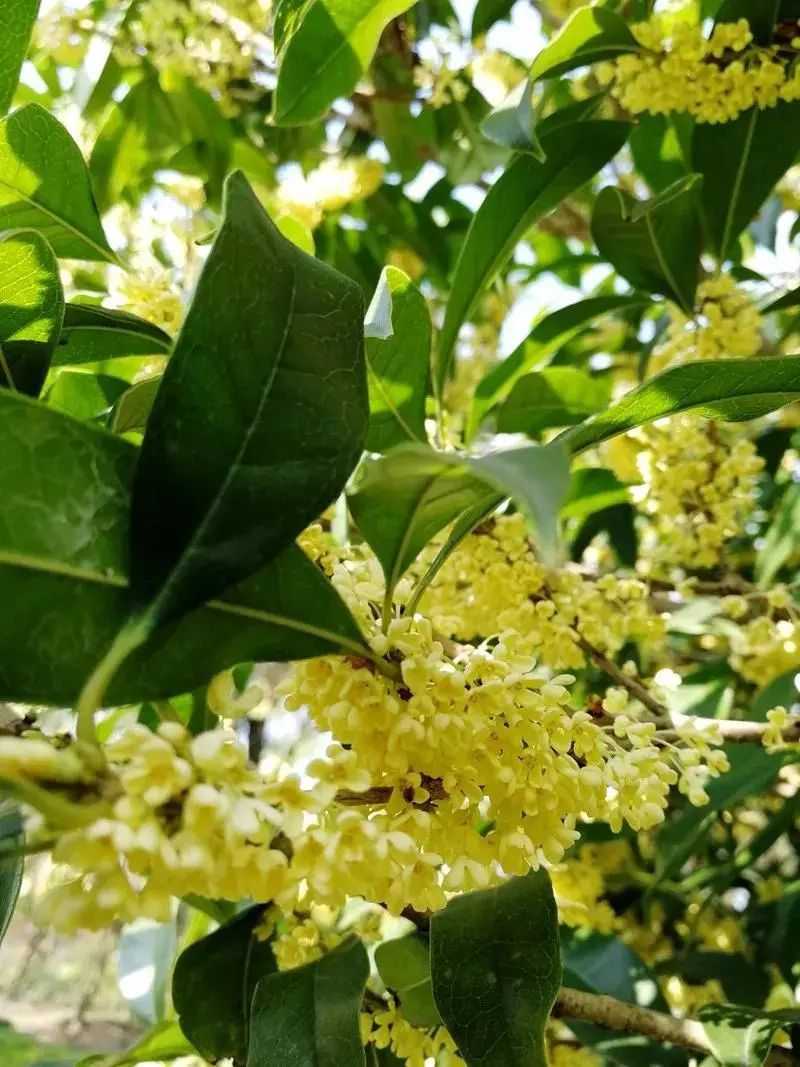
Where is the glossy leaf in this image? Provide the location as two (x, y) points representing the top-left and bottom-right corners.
(431, 870), (561, 1067)
(77, 1022), (194, 1067)
(112, 376), (161, 434)
(481, 80), (542, 158)
(273, 0), (415, 125)
(698, 1003), (800, 1067)
(53, 303), (172, 367)
(530, 6), (639, 81)
(0, 802), (23, 949)
(693, 101), (800, 262)
(173, 905), (277, 1063)
(375, 934), (441, 1028)
(0, 389), (368, 707)
(0, 104), (116, 262)
(130, 171), (367, 628)
(630, 113), (693, 193)
(591, 176), (702, 311)
(561, 356), (800, 454)
(349, 441), (571, 603)
(247, 936), (369, 1067)
(365, 266), (431, 451)
(496, 367), (610, 435)
(471, 0), (514, 37)
(46, 370), (128, 421)
(0, 229), (64, 395)
(1, 0), (39, 115)
(437, 120), (630, 386)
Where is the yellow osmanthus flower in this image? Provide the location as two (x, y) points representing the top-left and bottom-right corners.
(272, 158), (385, 230)
(729, 614), (800, 687)
(608, 17), (800, 124)
(470, 51), (524, 107)
(549, 1045), (601, 1067)
(364, 997), (466, 1067)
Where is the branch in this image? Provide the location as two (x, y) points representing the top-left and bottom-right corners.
(553, 987), (795, 1066)
(574, 633), (668, 720)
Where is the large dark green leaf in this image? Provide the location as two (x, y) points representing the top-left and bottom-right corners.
(630, 114), (693, 193)
(0, 802), (22, 949)
(0, 105), (116, 262)
(471, 0), (514, 37)
(365, 266), (431, 451)
(0, 390), (368, 707)
(529, 6), (639, 81)
(698, 1004), (800, 1067)
(53, 304), (172, 368)
(173, 905), (277, 1064)
(692, 101), (800, 262)
(349, 441), (571, 606)
(496, 367), (610, 435)
(0, 229), (64, 395)
(129, 171), (367, 630)
(273, 0), (415, 125)
(431, 870), (561, 1067)
(247, 937), (369, 1067)
(1, 0), (39, 115)
(591, 176), (702, 311)
(436, 120), (630, 387)
(561, 356), (800, 454)
(375, 934), (441, 1028)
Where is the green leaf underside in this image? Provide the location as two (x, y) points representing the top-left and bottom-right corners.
(530, 6), (640, 82)
(0, 0), (39, 115)
(693, 100), (800, 262)
(129, 171), (367, 628)
(0, 389), (366, 707)
(173, 905), (277, 1063)
(375, 934), (441, 1028)
(273, 0), (415, 125)
(436, 119), (630, 386)
(247, 937), (369, 1067)
(0, 229), (64, 396)
(431, 870), (561, 1067)
(0, 104), (116, 262)
(699, 1003), (800, 1067)
(365, 266), (431, 451)
(349, 441), (571, 603)
(560, 356), (800, 454)
(53, 303), (172, 367)
(591, 176), (702, 311)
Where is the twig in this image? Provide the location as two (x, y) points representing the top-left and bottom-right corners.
(575, 633), (668, 720)
(553, 987), (796, 1065)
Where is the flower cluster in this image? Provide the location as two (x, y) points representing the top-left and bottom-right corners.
(118, 0), (271, 113)
(608, 17), (800, 124)
(271, 157), (385, 230)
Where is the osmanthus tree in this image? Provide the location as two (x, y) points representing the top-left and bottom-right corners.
(5, 0), (800, 1063)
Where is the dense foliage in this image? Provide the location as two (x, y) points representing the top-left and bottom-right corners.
(3, 0), (800, 1064)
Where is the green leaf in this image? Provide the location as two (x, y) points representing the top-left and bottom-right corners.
(655, 746), (787, 881)
(0, 229), (64, 396)
(53, 304), (172, 368)
(349, 441), (571, 605)
(112, 376), (161, 434)
(273, 0), (415, 126)
(561, 356), (800, 454)
(375, 934), (441, 1029)
(129, 171), (367, 630)
(1, 0), (39, 115)
(591, 176), (702, 311)
(365, 266), (432, 451)
(496, 367), (610, 435)
(173, 905), (277, 1064)
(0, 104), (116, 263)
(561, 467), (630, 521)
(471, 0), (514, 38)
(436, 119), (630, 386)
(0, 390), (368, 707)
(692, 101), (800, 263)
(77, 1021), (194, 1067)
(630, 114), (693, 193)
(431, 870), (561, 1067)
(698, 1004), (800, 1067)
(118, 918), (176, 1024)
(761, 284), (800, 314)
(46, 370), (128, 421)
(481, 80), (542, 158)
(529, 6), (639, 81)
(756, 482), (800, 587)
(247, 937), (369, 1067)
(0, 802), (23, 949)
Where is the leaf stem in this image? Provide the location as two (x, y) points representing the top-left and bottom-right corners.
(75, 616), (151, 747)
